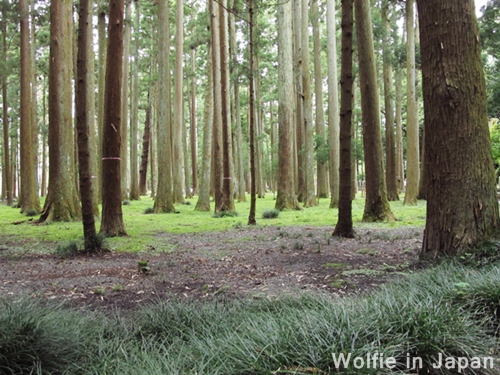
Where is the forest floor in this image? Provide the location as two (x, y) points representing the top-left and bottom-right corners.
(0, 225), (424, 313)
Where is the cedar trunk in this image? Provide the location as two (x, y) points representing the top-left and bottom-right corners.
(417, 0), (499, 257)
(100, 0), (127, 236)
(1, 6), (12, 206)
(354, 0), (395, 222)
(275, 0), (301, 211)
(333, 0), (354, 238)
(76, 0), (99, 251)
(40, 0), (81, 223)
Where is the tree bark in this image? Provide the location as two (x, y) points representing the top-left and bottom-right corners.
(129, 0), (140, 200)
(40, 0), (81, 223)
(190, 47), (198, 196)
(154, 0), (176, 213)
(100, 0), (127, 235)
(120, 0), (131, 200)
(1, 5), (12, 206)
(173, 0), (186, 203)
(418, 0), (499, 257)
(395, 66), (404, 193)
(19, 0), (40, 214)
(327, 0), (340, 209)
(302, 0), (317, 208)
(248, 0), (257, 224)
(97, 0), (107, 203)
(354, 0), (395, 222)
(195, 43), (214, 212)
(76, 0), (100, 252)
(404, 0), (419, 205)
(275, 0), (301, 211)
(294, 0), (305, 202)
(312, 0), (328, 199)
(382, 0), (399, 201)
(333, 0), (354, 238)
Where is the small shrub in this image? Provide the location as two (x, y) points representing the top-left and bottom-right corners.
(55, 241), (79, 258)
(24, 209), (38, 217)
(293, 241), (304, 250)
(212, 211), (239, 218)
(144, 207), (155, 214)
(122, 200), (131, 206)
(262, 209), (280, 219)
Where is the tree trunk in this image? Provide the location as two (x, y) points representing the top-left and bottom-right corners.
(100, 0), (127, 236)
(354, 0), (395, 222)
(248, 0), (257, 224)
(97, 0), (107, 203)
(418, 0), (499, 257)
(139, 97), (151, 196)
(30, 0), (38, 198)
(395, 66), (404, 193)
(294, 0), (305, 202)
(190, 47), (198, 196)
(120, 0), (131, 200)
(333, 0), (354, 238)
(312, 0), (328, 199)
(1, 5), (12, 206)
(19, 0), (40, 214)
(173, 0), (186, 203)
(40, 0), (81, 222)
(382, 0), (399, 201)
(404, 0), (419, 206)
(195, 43), (214, 212)
(302, 0), (317, 208)
(327, 0), (340, 209)
(275, 0), (301, 212)
(129, 0), (140, 200)
(154, 0), (176, 213)
(76, 0), (100, 252)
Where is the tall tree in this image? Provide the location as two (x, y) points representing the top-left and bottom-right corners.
(333, 0), (354, 238)
(327, 0), (340, 209)
(275, 0), (301, 211)
(195, 43), (213, 212)
(19, 0), (40, 214)
(418, 0), (499, 256)
(100, 0), (127, 235)
(382, 0), (398, 201)
(354, 0), (395, 222)
(190, 47), (198, 196)
(248, 0), (257, 224)
(219, 0), (234, 212)
(139, 97), (151, 196)
(154, 0), (176, 213)
(120, 0), (131, 200)
(404, 0), (419, 205)
(129, 0), (140, 200)
(1, 4), (12, 207)
(96, 0), (107, 203)
(76, 0), (100, 252)
(40, 0), (81, 222)
(302, 0), (317, 207)
(294, 0), (305, 201)
(312, 0), (328, 199)
(173, 0), (186, 203)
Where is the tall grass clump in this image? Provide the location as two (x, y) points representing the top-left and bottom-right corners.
(262, 209), (280, 219)
(0, 300), (103, 375)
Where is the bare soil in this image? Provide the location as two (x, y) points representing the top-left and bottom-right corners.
(0, 225), (423, 312)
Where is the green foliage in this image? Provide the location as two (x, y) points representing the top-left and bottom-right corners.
(212, 211), (239, 218)
(314, 134), (330, 165)
(24, 209), (38, 217)
(143, 207), (155, 214)
(55, 240), (79, 258)
(122, 200), (131, 206)
(262, 209), (280, 219)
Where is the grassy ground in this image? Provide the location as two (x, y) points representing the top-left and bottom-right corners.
(0, 194), (426, 253)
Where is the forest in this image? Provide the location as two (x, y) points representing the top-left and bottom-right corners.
(1, 0), (500, 374)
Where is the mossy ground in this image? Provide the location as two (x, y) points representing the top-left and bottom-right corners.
(0, 194), (426, 253)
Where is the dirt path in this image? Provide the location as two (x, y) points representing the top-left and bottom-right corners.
(0, 226), (423, 312)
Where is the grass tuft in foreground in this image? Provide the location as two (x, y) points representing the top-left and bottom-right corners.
(2, 259), (500, 374)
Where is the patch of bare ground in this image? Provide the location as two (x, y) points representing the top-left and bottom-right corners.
(0, 226), (423, 312)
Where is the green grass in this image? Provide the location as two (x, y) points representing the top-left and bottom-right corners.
(0, 194), (426, 253)
(1, 260), (499, 375)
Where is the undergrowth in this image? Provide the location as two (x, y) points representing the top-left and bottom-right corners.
(2, 260), (500, 374)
